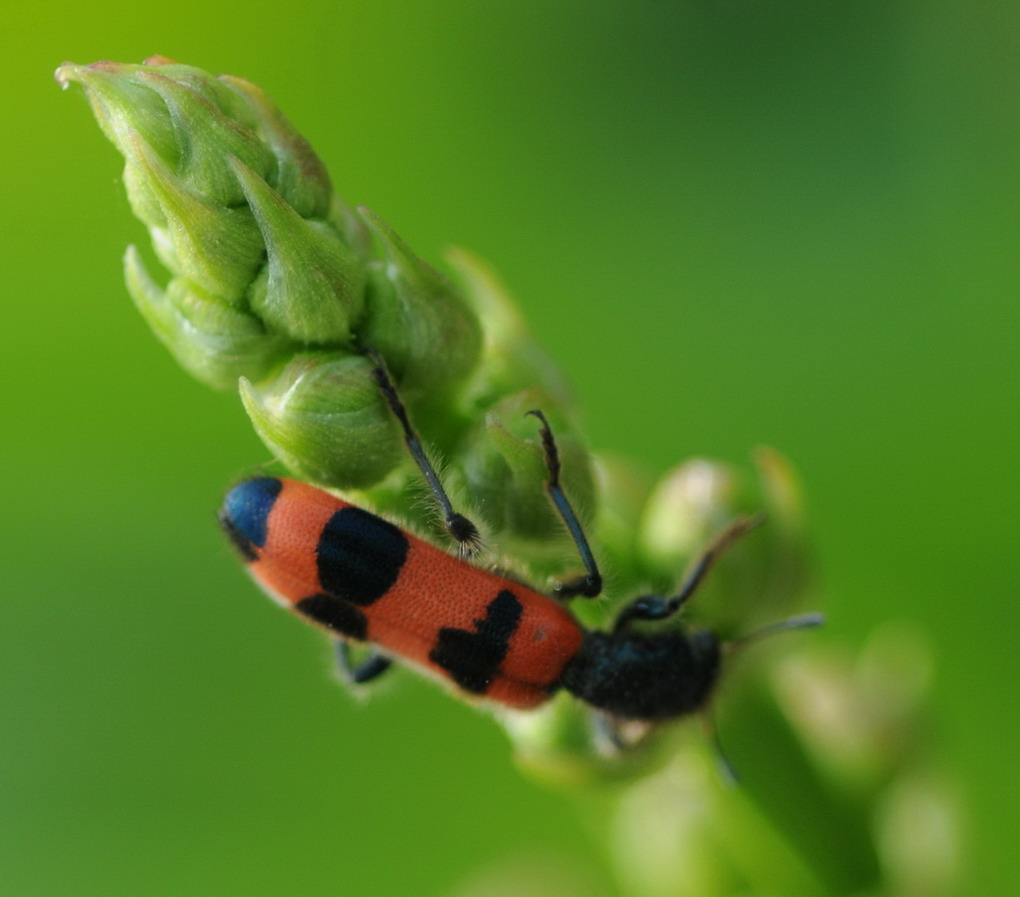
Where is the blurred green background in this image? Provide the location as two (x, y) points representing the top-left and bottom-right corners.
(4, 1), (1017, 895)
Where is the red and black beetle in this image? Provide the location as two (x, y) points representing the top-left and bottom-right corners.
(220, 352), (820, 736)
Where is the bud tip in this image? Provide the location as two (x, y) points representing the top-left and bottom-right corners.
(54, 61), (78, 89)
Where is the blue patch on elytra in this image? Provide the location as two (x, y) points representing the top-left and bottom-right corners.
(220, 477), (283, 559)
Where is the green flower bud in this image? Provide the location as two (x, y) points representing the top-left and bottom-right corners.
(459, 390), (595, 567)
(233, 158), (365, 343)
(640, 459), (745, 562)
(612, 751), (829, 897)
(639, 458), (751, 601)
(774, 623), (934, 786)
(56, 60), (180, 169)
(57, 59), (275, 207)
(768, 625), (964, 896)
(127, 133), (264, 302)
(327, 193), (375, 263)
(874, 773), (963, 897)
(219, 74), (331, 219)
(638, 451), (813, 631)
(445, 247), (575, 411)
(358, 208), (481, 400)
(57, 57), (362, 323)
(240, 351), (402, 488)
(117, 56), (255, 120)
(506, 694), (667, 788)
(125, 246), (289, 389)
(134, 69), (276, 207)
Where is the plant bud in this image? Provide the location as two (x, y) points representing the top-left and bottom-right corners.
(219, 74), (332, 219)
(127, 134), (264, 302)
(239, 351), (403, 488)
(459, 390), (595, 565)
(233, 159), (365, 343)
(639, 450), (814, 630)
(125, 246), (289, 389)
(445, 247), (574, 410)
(358, 208), (481, 400)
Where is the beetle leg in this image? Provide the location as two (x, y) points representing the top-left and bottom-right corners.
(527, 409), (603, 599)
(334, 640), (394, 686)
(364, 347), (482, 555)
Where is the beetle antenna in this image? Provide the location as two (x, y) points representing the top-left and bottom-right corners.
(725, 612), (824, 655)
(702, 712), (739, 784)
(698, 613), (822, 783)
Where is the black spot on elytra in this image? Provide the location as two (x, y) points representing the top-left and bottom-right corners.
(429, 590), (523, 694)
(316, 507), (409, 606)
(295, 593), (368, 641)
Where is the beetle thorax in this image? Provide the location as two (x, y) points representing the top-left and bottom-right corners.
(559, 626), (721, 721)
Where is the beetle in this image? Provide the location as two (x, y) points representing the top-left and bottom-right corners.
(219, 350), (821, 739)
